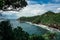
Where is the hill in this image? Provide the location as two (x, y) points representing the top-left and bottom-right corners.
(19, 11), (60, 30)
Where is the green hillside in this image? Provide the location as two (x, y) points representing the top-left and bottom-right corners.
(19, 11), (60, 30)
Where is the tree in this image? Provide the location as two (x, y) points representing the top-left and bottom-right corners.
(0, 20), (13, 40)
(29, 35), (45, 40)
(0, 20), (29, 40)
(0, 20), (57, 40)
(13, 26), (29, 40)
(42, 32), (56, 40)
(0, 0), (5, 9)
(0, 0), (27, 10)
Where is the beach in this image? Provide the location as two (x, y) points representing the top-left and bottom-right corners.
(26, 22), (60, 33)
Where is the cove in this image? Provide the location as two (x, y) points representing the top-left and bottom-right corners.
(10, 19), (49, 35)
(10, 19), (60, 40)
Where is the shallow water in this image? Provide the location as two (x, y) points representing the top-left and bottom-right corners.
(10, 19), (48, 35)
(10, 19), (60, 40)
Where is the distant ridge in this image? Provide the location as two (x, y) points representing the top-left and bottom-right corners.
(19, 11), (60, 30)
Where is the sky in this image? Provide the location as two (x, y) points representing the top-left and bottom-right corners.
(27, 0), (60, 4)
(27, 0), (60, 13)
(1, 0), (60, 19)
(17, 0), (60, 17)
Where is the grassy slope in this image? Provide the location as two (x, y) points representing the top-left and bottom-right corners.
(19, 11), (60, 30)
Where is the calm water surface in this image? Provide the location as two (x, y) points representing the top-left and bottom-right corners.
(10, 19), (48, 35)
(8, 19), (60, 40)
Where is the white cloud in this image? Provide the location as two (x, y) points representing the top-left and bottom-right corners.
(17, 4), (47, 17)
(16, 4), (60, 17)
(2, 11), (19, 19)
(57, 8), (60, 10)
(1, 3), (60, 19)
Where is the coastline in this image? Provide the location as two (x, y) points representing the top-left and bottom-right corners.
(26, 22), (60, 33)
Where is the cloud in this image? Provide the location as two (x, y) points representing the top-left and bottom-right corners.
(16, 4), (60, 17)
(17, 4), (46, 17)
(2, 11), (19, 19)
(2, 3), (60, 19)
(1, 0), (60, 19)
(57, 8), (60, 10)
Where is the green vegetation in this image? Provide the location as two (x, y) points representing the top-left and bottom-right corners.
(19, 16), (40, 22)
(0, 20), (56, 40)
(13, 26), (29, 40)
(19, 11), (60, 30)
(29, 35), (45, 40)
(42, 32), (56, 40)
(0, 0), (27, 10)
(29, 32), (56, 40)
(0, 20), (29, 40)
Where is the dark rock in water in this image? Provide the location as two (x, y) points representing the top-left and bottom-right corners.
(0, 11), (3, 16)
(0, 13), (2, 16)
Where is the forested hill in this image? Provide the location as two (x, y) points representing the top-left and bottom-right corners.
(19, 11), (60, 30)
(0, 0), (27, 10)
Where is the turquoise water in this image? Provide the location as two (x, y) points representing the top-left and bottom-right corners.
(10, 20), (60, 40)
(20, 22), (48, 35)
(10, 19), (48, 35)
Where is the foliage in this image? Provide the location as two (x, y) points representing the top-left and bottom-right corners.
(19, 16), (40, 22)
(42, 32), (56, 40)
(0, 20), (57, 40)
(29, 35), (45, 40)
(0, 0), (5, 9)
(0, 20), (13, 40)
(29, 32), (56, 40)
(0, 20), (29, 40)
(0, 0), (27, 10)
(19, 11), (60, 29)
(13, 26), (29, 40)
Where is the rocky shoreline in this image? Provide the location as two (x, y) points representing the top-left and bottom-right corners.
(26, 22), (60, 33)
